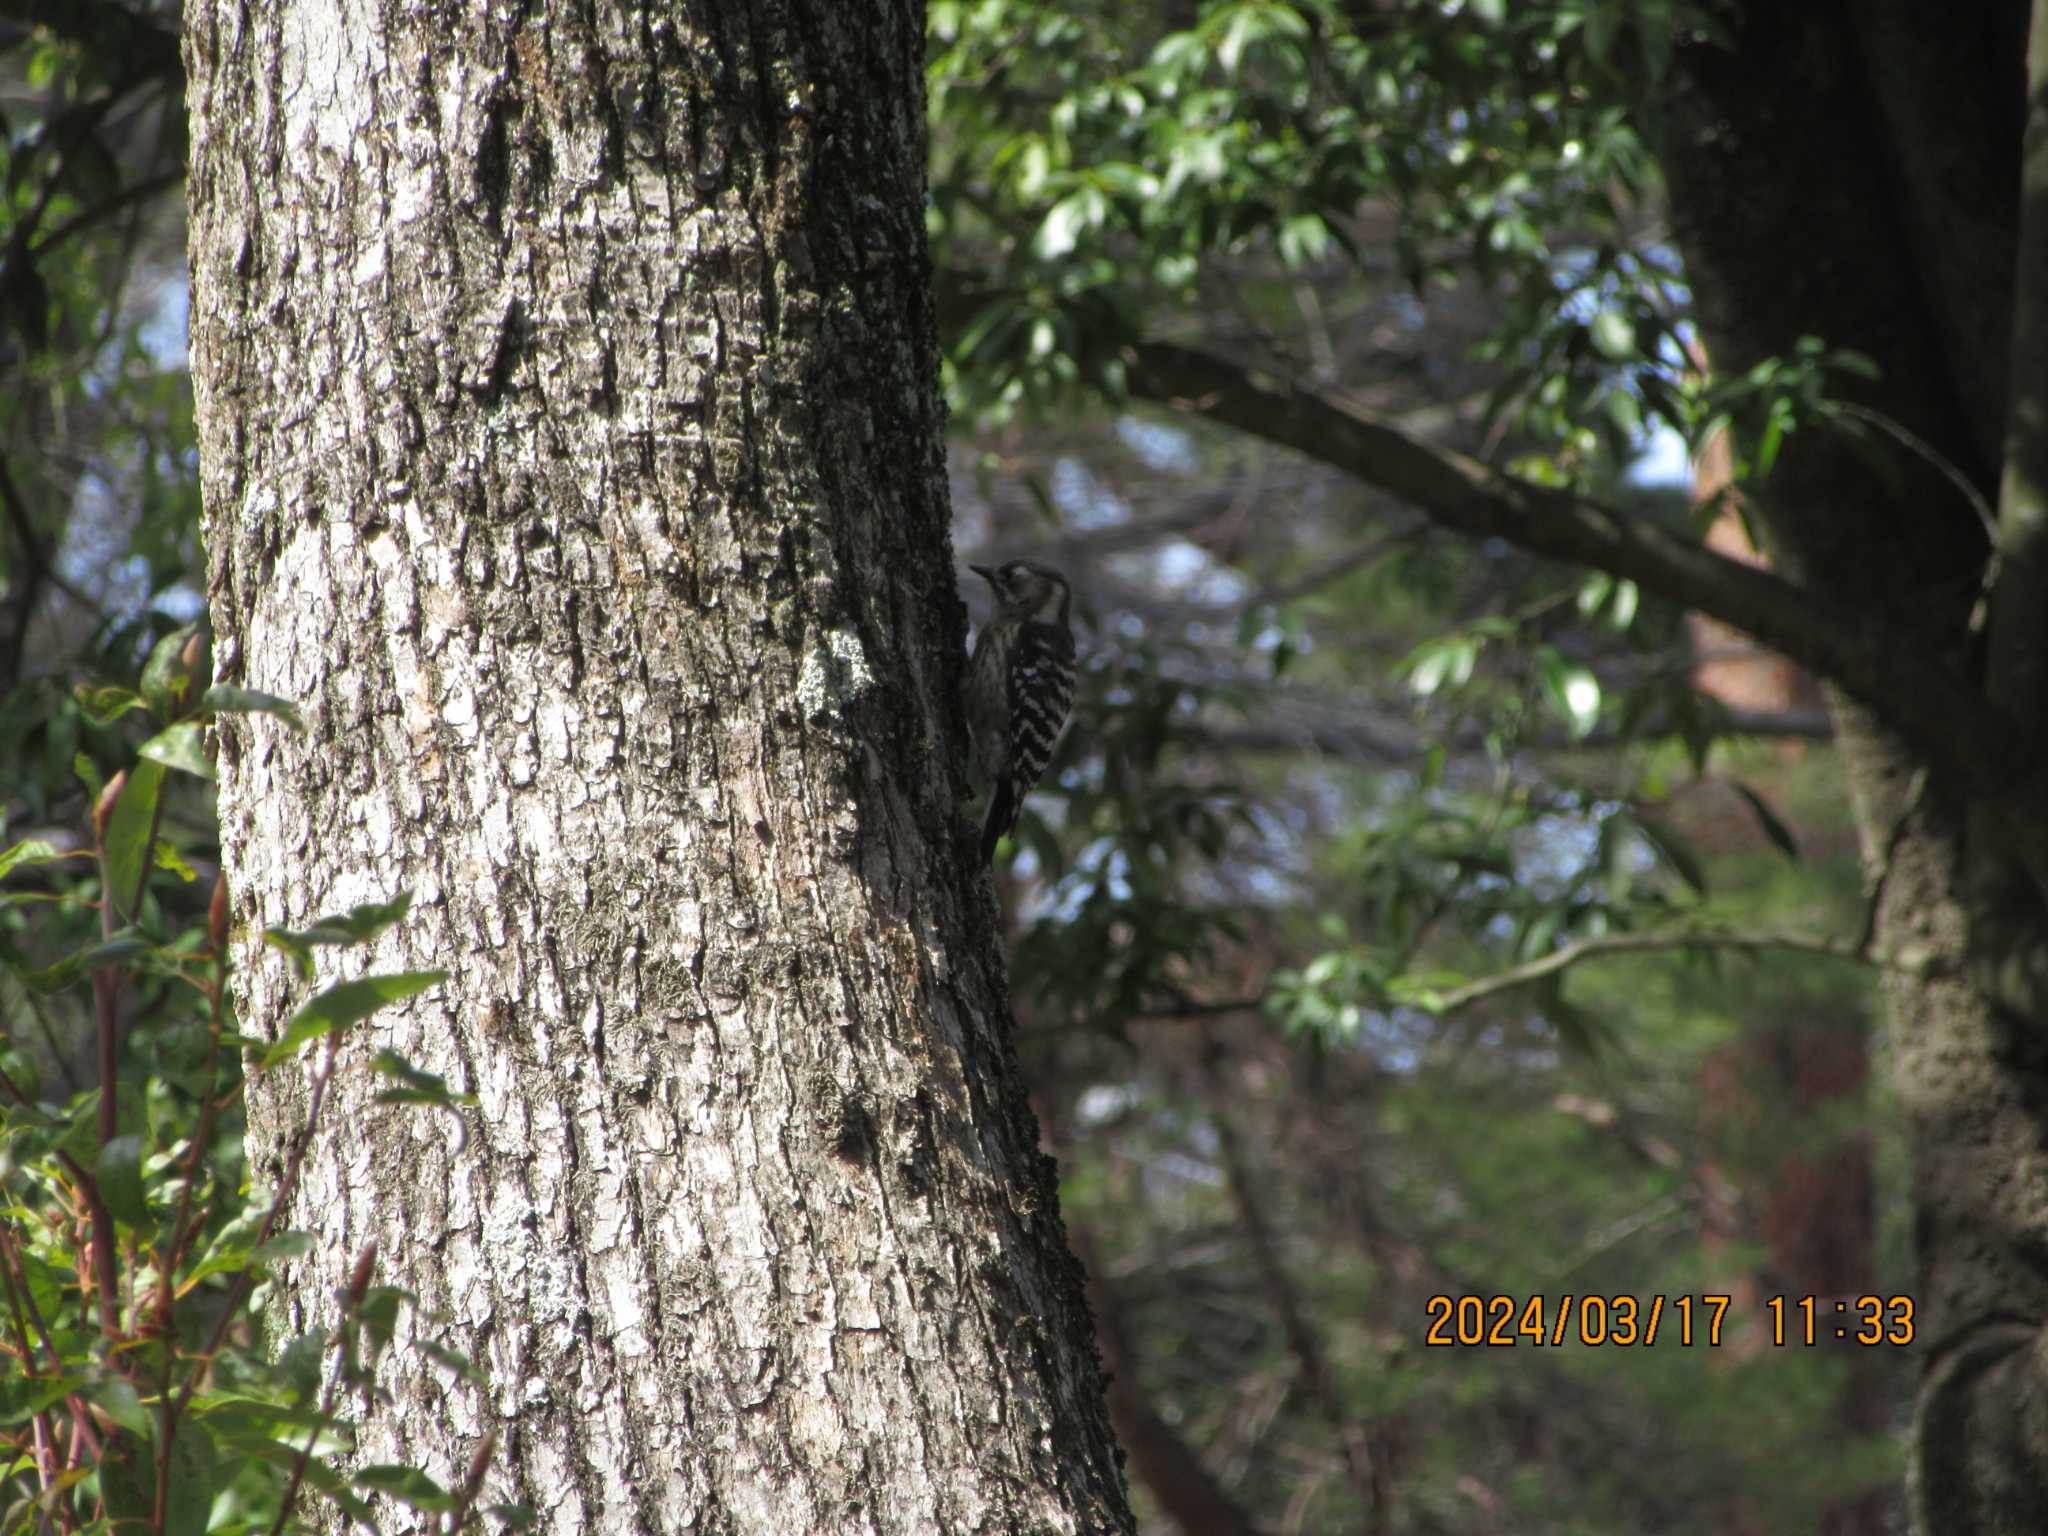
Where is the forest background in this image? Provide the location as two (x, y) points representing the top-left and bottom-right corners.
(7, 0), (2035, 1531)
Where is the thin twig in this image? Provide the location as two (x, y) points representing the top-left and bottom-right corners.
(28, 169), (184, 260)
(0, 1219), (102, 1462)
(151, 952), (233, 1525)
(0, 1222), (61, 1499)
(265, 1244), (374, 1536)
(88, 794), (128, 1340)
(446, 1429), (499, 1534)
(1423, 926), (1928, 1017)
(163, 965), (231, 1280)
(1207, 1070), (1388, 1533)
(1254, 520), (1431, 607)
(173, 1029), (345, 1423)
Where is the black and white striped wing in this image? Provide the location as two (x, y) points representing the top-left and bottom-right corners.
(1005, 619), (1076, 792)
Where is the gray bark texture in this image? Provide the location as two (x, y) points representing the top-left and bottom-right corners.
(181, 1), (1132, 1531)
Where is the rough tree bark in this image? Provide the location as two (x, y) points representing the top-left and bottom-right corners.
(182, 2), (1132, 1531)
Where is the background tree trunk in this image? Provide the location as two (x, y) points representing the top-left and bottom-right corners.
(1664, 5), (2048, 1528)
(182, 2), (1131, 1529)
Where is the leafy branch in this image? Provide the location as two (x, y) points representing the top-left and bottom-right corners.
(1121, 338), (2020, 798)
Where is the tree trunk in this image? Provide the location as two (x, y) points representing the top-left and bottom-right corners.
(182, 2), (1131, 1530)
(1664, 3), (2048, 1529)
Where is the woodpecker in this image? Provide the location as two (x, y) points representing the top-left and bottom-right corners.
(966, 559), (1076, 862)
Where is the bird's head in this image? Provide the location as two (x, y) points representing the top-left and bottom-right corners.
(970, 559), (1071, 624)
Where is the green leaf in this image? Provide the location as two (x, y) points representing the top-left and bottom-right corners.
(154, 842), (199, 882)
(23, 935), (151, 994)
(96, 1134), (148, 1227)
(0, 1369), (81, 1426)
(177, 1242), (253, 1289)
(75, 684), (149, 725)
(356, 1277), (411, 1351)
(260, 971), (448, 1068)
(0, 1045), (40, 1099)
(1402, 635), (1478, 697)
(0, 839), (71, 882)
(192, 1394), (351, 1444)
(249, 1231), (317, 1269)
(369, 1049), (478, 1113)
(140, 624), (200, 718)
(73, 751), (104, 801)
(1033, 186), (1106, 260)
(160, 1418), (218, 1536)
(103, 758), (167, 922)
(1757, 407), (1788, 476)
(1634, 815), (1708, 897)
(353, 1463), (456, 1512)
(275, 1329), (328, 1402)
(1277, 212), (1331, 269)
(1732, 782), (1802, 861)
(1536, 650), (1602, 738)
(138, 721), (213, 780)
(1603, 387), (1642, 439)
(80, 1369), (150, 1439)
(1583, 0), (1620, 63)
(263, 893), (416, 981)
(201, 684), (305, 732)
(1609, 579), (1639, 630)
(52, 1089), (102, 1168)
(100, 1429), (155, 1530)
(1589, 309), (1634, 358)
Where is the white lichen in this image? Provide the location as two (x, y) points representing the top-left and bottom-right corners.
(795, 628), (873, 720)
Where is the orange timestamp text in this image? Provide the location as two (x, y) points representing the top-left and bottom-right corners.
(1423, 1293), (1920, 1348)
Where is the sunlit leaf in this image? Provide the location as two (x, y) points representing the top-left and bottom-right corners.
(262, 893), (417, 980)
(0, 839), (72, 882)
(202, 684), (305, 732)
(369, 1049), (478, 1113)
(1590, 309), (1633, 358)
(356, 1466), (460, 1515)
(1537, 650), (1602, 738)
(260, 971), (448, 1068)
(139, 720), (214, 780)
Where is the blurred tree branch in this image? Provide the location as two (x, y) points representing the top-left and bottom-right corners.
(1122, 339), (2017, 795)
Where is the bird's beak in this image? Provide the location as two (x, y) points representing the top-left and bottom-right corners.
(969, 564), (996, 586)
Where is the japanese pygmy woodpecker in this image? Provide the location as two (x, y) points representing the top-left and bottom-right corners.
(965, 560), (1076, 862)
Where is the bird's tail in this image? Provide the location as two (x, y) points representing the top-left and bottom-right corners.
(981, 777), (1019, 863)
